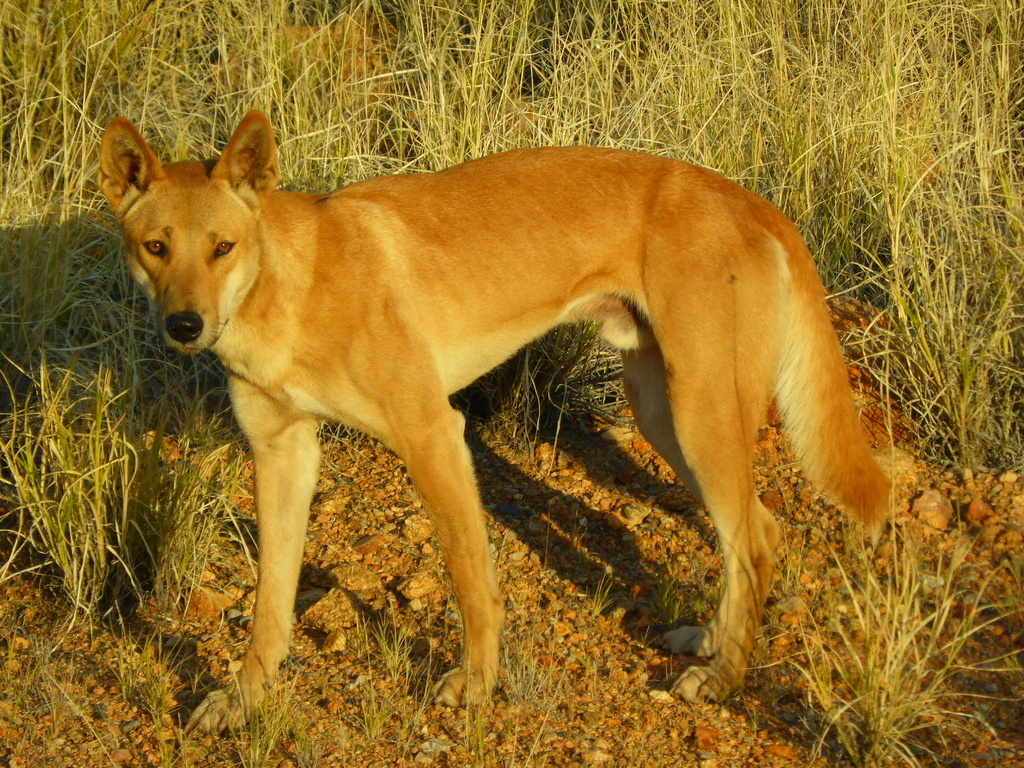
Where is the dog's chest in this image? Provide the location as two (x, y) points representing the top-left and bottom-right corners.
(281, 380), (385, 438)
(281, 384), (339, 421)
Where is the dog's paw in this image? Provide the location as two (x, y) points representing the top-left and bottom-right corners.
(186, 688), (247, 735)
(669, 665), (727, 703)
(663, 625), (713, 656)
(432, 666), (493, 707)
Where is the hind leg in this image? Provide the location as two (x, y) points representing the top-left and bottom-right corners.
(666, 489), (780, 701)
(663, 369), (781, 702)
(624, 326), (782, 701)
(621, 334), (702, 503)
(664, 394), (782, 700)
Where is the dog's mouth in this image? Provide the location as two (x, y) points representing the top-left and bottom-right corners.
(165, 337), (206, 355)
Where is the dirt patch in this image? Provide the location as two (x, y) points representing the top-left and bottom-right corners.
(1, 418), (1022, 766)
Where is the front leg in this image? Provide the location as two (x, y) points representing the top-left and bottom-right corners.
(188, 379), (321, 734)
(391, 406), (504, 706)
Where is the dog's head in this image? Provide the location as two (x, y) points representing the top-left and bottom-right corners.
(99, 112), (279, 354)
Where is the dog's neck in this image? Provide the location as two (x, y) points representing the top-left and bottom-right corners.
(211, 201), (310, 388)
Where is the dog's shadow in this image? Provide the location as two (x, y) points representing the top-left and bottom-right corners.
(466, 418), (717, 644)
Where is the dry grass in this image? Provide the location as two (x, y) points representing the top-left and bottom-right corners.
(797, 534), (1012, 766)
(1, 1), (1022, 766)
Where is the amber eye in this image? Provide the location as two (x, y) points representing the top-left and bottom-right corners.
(143, 240), (166, 257)
(214, 241), (234, 258)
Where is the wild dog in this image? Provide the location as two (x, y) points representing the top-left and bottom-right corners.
(98, 112), (889, 733)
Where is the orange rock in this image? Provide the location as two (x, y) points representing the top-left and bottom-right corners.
(401, 514), (433, 543)
(352, 533), (383, 554)
(398, 571), (438, 601)
(766, 744), (799, 760)
(913, 489), (953, 530)
(693, 725), (720, 752)
(967, 498), (994, 523)
(186, 587), (234, 620)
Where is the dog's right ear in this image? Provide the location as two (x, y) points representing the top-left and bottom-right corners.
(99, 118), (166, 215)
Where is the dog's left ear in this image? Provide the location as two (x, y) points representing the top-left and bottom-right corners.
(212, 112), (280, 203)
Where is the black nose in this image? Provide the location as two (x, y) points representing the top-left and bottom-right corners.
(165, 312), (204, 343)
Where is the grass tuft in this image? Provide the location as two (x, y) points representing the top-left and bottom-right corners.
(797, 533), (1018, 766)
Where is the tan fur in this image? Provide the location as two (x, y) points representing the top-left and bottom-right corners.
(99, 112), (889, 734)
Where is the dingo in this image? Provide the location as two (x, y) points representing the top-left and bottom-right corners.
(99, 112), (889, 733)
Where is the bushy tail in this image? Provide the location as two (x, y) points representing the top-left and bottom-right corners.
(774, 234), (890, 537)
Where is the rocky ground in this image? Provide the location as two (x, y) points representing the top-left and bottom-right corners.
(1, 400), (1023, 767)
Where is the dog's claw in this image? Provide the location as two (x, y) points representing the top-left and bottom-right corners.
(662, 625), (711, 656)
(432, 666), (493, 707)
(669, 665), (725, 703)
(186, 688), (247, 735)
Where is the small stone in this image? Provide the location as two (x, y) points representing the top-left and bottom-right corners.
(417, 739), (453, 760)
(658, 488), (697, 512)
(999, 470), (1018, 484)
(649, 689), (674, 702)
(296, 587), (328, 612)
(583, 749), (613, 764)
(330, 563), (384, 594)
(302, 587), (361, 647)
(912, 489), (953, 530)
(495, 501), (531, 517)
(345, 675), (368, 690)
(999, 528), (1023, 546)
(111, 748), (133, 763)
(352, 533), (383, 555)
(322, 629), (348, 653)
(621, 503), (651, 529)
(399, 572), (438, 601)
(759, 491), (784, 511)
(774, 595), (808, 625)
(119, 719), (141, 734)
(980, 521), (1004, 545)
(186, 587), (235, 620)
(774, 596), (808, 616)
(967, 498), (994, 523)
(693, 725), (720, 752)
(920, 574), (945, 590)
(402, 514), (433, 544)
(766, 744), (800, 760)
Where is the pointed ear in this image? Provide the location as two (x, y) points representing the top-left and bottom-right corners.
(211, 112), (279, 202)
(99, 118), (166, 213)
